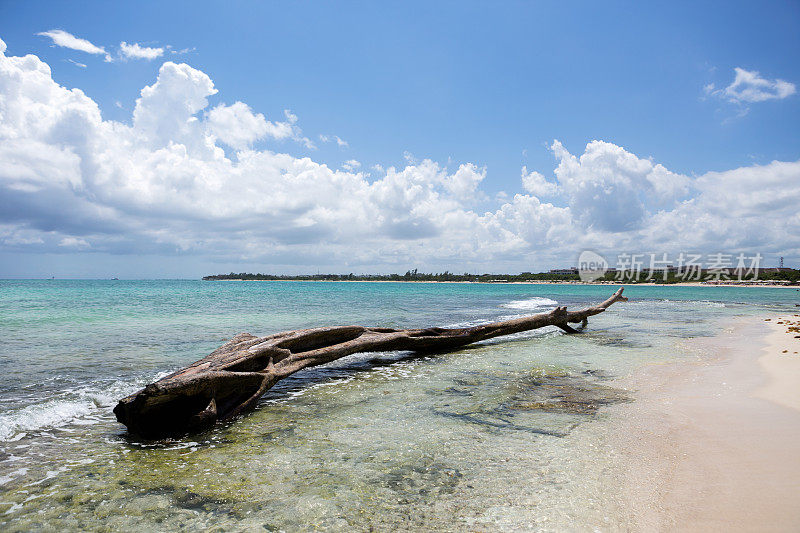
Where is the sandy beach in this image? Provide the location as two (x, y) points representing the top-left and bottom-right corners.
(610, 314), (800, 531)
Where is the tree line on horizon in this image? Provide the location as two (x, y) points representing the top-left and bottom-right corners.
(202, 268), (800, 283)
(202, 270), (570, 282)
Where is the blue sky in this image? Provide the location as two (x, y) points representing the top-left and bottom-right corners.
(0, 1), (799, 277)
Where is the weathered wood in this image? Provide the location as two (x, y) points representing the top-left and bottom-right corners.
(114, 288), (627, 438)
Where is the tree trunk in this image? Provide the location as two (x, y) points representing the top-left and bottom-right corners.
(114, 288), (627, 438)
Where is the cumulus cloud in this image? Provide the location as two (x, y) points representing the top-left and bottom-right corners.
(0, 35), (797, 271)
(550, 140), (690, 231)
(37, 30), (106, 56)
(206, 102), (302, 150)
(443, 163), (486, 201)
(521, 167), (559, 198)
(132, 61), (218, 153)
(640, 160), (800, 254)
(119, 41), (164, 61)
(706, 67), (796, 104)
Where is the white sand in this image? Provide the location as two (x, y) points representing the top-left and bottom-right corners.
(753, 315), (800, 411)
(608, 316), (800, 531)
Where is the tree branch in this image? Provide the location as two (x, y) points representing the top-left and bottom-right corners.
(114, 288), (627, 438)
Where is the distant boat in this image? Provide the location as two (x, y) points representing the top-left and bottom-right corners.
(111, 277), (119, 280)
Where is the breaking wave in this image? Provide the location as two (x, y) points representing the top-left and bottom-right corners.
(0, 373), (169, 442)
(501, 297), (559, 310)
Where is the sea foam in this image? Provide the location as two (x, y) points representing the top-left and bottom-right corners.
(0, 376), (165, 442)
(501, 297), (559, 310)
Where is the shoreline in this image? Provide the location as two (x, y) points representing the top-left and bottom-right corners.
(205, 278), (800, 288)
(754, 315), (800, 411)
(607, 314), (800, 530)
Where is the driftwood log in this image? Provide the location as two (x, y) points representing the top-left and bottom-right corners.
(114, 288), (627, 438)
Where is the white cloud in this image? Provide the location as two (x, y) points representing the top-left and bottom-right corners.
(284, 109), (298, 124)
(66, 59), (87, 68)
(132, 61), (218, 154)
(0, 38), (798, 271)
(206, 102), (270, 149)
(444, 163), (485, 200)
(320, 134), (348, 148)
(205, 102), (313, 150)
(550, 140), (690, 231)
(263, 109), (315, 149)
(521, 167), (559, 198)
(119, 41), (164, 61)
(172, 47), (196, 55)
(640, 160), (800, 254)
(58, 237), (90, 248)
(37, 30), (106, 56)
(342, 159), (361, 171)
(1, 227), (44, 246)
(707, 67), (796, 104)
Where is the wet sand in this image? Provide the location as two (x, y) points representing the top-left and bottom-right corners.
(610, 315), (800, 531)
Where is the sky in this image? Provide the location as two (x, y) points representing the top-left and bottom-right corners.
(0, 0), (798, 278)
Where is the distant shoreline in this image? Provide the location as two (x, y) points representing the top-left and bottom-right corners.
(205, 278), (800, 288)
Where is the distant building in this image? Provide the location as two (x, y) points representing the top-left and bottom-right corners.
(549, 267), (579, 275)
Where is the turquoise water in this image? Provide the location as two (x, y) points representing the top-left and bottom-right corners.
(0, 280), (797, 530)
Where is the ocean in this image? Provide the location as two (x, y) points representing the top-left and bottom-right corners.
(0, 280), (797, 531)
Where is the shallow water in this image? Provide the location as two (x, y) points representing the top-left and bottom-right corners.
(0, 281), (797, 530)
